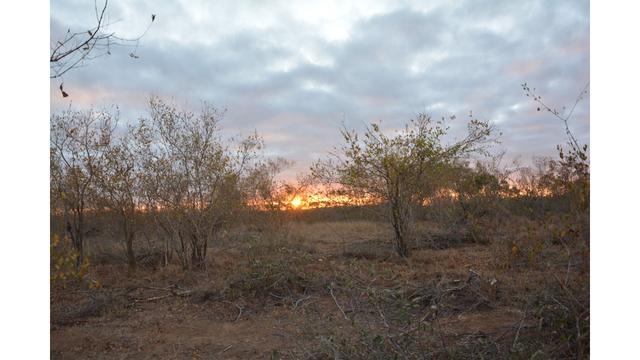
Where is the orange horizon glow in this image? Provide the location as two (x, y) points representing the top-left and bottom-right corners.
(282, 192), (381, 210)
(52, 184), (559, 215)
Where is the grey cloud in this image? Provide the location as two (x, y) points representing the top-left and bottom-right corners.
(51, 0), (589, 178)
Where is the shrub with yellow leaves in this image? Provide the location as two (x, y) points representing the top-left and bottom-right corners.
(50, 234), (94, 288)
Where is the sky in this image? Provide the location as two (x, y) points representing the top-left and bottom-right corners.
(50, 0), (590, 180)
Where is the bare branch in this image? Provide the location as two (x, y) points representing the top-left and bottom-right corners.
(50, 0), (155, 80)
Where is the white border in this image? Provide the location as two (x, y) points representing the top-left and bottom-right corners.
(592, 0), (640, 358)
(0, 0), (51, 358)
(2, 1), (639, 358)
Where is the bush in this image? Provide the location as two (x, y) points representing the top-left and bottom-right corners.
(50, 234), (93, 288)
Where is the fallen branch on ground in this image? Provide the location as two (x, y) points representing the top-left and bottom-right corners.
(128, 284), (193, 305)
(329, 284), (349, 320)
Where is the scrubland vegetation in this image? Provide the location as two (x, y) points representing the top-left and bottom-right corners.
(51, 91), (589, 359)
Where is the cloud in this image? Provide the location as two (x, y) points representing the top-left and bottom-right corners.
(51, 0), (589, 179)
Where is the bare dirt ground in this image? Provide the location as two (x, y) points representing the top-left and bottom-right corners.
(51, 220), (577, 359)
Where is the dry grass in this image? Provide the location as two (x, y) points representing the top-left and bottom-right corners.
(51, 214), (588, 359)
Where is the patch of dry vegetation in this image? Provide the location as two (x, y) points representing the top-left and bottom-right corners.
(51, 203), (588, 359)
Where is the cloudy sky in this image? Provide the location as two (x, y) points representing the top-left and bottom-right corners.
(50, 0), (589, 179)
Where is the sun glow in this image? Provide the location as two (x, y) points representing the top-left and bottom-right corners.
(290, 197), (303, 208)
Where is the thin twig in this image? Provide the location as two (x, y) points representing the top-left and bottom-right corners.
(293, 295), (311, 309)
(218, 345), (232, 355)
(329, 286), (349, 320)
(511, 311), (527, 351)
(223, 301), (243, 322)
(133, 294), (171, 303)
(378, 305), (390, 329)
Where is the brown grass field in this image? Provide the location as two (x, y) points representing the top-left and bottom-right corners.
(51, 213), (588, 359)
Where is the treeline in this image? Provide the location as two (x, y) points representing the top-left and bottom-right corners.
(50, 97), (295, 273)
(51, 95), (589, 273)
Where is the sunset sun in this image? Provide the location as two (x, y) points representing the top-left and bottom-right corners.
(290, 197), (302, 208)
